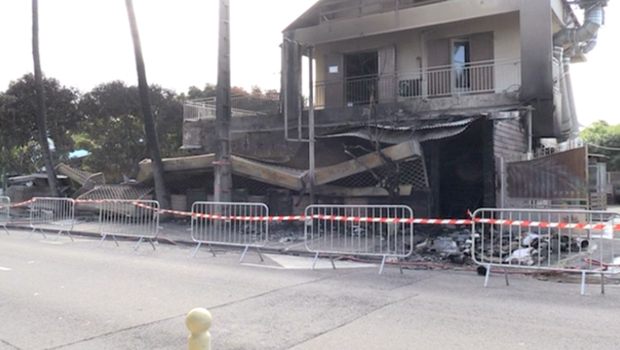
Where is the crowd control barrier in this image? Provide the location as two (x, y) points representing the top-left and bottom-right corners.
(0, 196), (9, 234)
(29, 197), (75, 241)
(98, 199), (160, 250)
(304, 204), (414, 274)
(190, 201), (269, 262)
(471, 208), (620, 294)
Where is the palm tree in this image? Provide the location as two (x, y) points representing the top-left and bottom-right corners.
(32, 0), (59, 196)
(125, 0), (171, 210)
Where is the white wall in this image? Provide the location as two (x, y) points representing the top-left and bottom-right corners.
(291, 0), (522, 45)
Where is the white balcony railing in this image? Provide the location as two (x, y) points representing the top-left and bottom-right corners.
(184, 95), (280, 122)
(319, 0), (444, 23)
(314, 58), (521, 109)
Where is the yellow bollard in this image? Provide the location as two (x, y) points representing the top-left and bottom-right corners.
(186, 307), (212, 350)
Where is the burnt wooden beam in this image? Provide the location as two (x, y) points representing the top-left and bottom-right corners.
(230, 156), (303, 191)
(314, 185), (413, 197)
(312, 140), (423, 186)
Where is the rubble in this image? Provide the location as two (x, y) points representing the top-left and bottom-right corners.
(265, 222), (597, 269)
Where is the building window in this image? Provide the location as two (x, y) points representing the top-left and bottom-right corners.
(452, 39), (470, 90)
(344, 51), (379, 105)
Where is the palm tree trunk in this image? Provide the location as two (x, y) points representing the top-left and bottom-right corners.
(32, 0), (59, 197)
(125, 0), (170, 210)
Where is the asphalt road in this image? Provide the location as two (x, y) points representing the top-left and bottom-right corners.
(2, 228), (620, 350)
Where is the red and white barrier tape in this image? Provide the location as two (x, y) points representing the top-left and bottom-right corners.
(472, 218), (614, 230)
(136, 203), (620, 231)
(0, 199), (34, 210)
(3, 198), (620, 231)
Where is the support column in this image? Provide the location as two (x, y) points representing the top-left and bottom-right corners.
(308, 46), (316, 204)
(482, 118), (496, 208)
(282, 35), (303, 141)
(428, 143), (441, 217)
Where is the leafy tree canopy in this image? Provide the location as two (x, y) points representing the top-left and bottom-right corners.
(580, 120), (620, 171)
(0, 74), (81, 174)
(181, 84), (278, 101)
(77, 81), (182, 182)
(1, 75), (274, 183)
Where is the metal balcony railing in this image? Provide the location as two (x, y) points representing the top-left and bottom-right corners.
(313, 58), (521, 109)
(319, 0), (444, 23)
(184, 94), (280, 122)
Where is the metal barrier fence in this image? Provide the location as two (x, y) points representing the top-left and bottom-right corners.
(1, 196), (9, 234)
(183, 95), (277, 122)
(471, 208), (620, 294)
(304, 205), (414, 274)
(29, 197), (75, 241)
(191, 201), (269, 262)
(98, 200), (160, 250)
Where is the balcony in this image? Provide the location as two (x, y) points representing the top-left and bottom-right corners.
(319, 0), (446, 23)
(184, 94), (280, 122)
(313, 58), (521, 109)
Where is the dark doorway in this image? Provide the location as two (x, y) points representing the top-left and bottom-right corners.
(344, 51), (378, 105)
(438, 120), (485, 217)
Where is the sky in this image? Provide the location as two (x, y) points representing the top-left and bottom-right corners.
(0, 0), (618, 127)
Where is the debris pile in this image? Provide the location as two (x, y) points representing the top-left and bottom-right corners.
(271, 222), (596, 268)
(409, 225), (474, 264)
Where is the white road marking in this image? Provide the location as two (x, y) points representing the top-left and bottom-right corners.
(39, 238), (92, 245)
(0, 266), (12, 271)
(242, 263), (284, 270)
(40, 241), (64, 245)
(241, 254), (376, 270)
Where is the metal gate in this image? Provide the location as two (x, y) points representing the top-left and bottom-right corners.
(191, 201), (269, 261)
(471, 208), (620, 294)
(501, 145), (590, 209)
(500, 142), (608, 211)
(0, 196), (9, 234)
(29, 197), (75, 241)
(304, 205), (414, 274)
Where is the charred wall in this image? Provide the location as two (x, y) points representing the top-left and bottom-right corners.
(493, 115), (528, 207)
(493, 116), (528, 160)
(519, 1), (557, 137)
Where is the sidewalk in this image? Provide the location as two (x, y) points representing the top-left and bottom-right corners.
(8, 218), (311, 255)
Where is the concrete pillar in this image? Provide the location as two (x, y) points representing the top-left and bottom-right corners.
(186, 308), (212, 350)
(282, 35), (303, 141)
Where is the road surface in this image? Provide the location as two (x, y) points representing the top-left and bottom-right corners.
(2, 228), (620, 349)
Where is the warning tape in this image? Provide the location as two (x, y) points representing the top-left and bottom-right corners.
(134, 203), (620, 231)
(0, 199), (34, 210)
(139, 202), (620, 230)
(472, 218), (616, 230)
(3, 198), (620, 231)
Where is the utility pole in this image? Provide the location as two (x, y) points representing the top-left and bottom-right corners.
(214, 0), (232, 202)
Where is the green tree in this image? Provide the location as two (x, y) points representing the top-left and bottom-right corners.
(183, 84), (252, 101)
(581, 121), (620, 171)
(78, 81), (182, 182)
(0, 74), (81, 174)
(184, 84), (217, 101)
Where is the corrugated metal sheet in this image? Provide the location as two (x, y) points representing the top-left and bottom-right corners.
(316, 117), (478, 144)
(506, 147), (588, 199)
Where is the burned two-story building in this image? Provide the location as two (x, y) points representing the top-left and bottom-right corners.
(180, 0), (607, 217)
